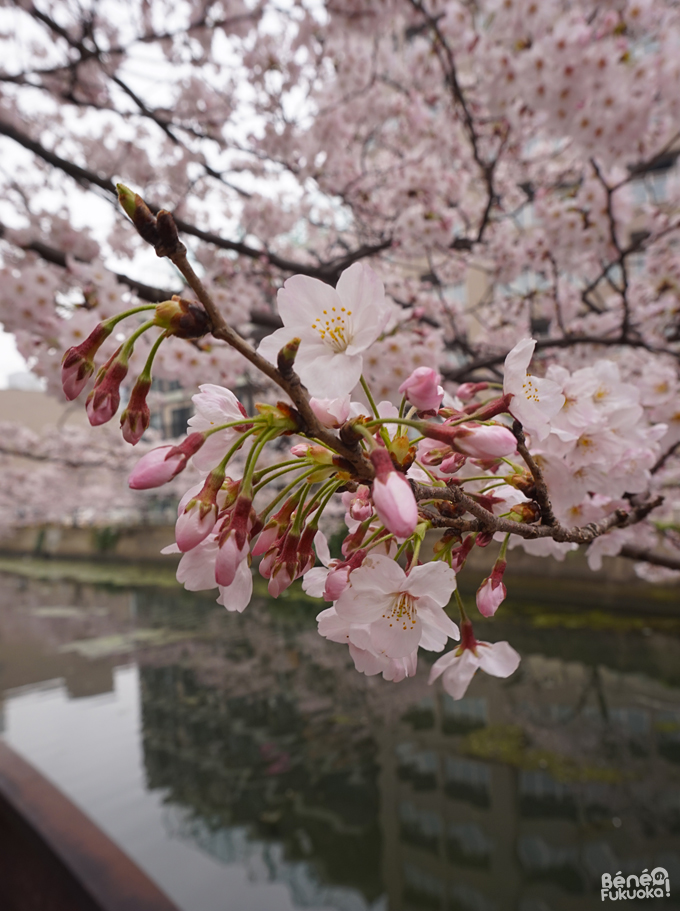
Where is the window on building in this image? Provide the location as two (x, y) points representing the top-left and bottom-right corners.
(170, 405), (193, 438)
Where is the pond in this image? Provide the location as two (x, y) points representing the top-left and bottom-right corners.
(0, 561), (679, 911)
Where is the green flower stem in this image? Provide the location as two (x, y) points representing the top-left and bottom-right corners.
(499, 532), (510, 561)
(120, 319), (157, 358)
(241, 428), (278, 498)
(291, 483), (313, 534)
(454, 589), (469, 624)
(254, 459), (302, 481)
(303, 480), (342, 526)
(259, 466), (320, 520)
(203, 417), (265, 439)
(252, 461), (306, 494)
(138, 330), (167, 381)
(102, 305), (157, 331)
(360, 375), (381, 419)
(398, 395), (407, 418)
(364, 416), (422, 432)
(215, 426), (260, 474)
(414, 460), (441, 484)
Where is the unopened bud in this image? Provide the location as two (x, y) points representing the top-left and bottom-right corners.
(86, 346), (129, 426)
(277, 337), (301, 375)
(154, 296), (211, 338)
(155, 209), (184, 258)
(61, 322), (113, 400)
(116, 184), (160, 246)
(120, 375), (151, 444)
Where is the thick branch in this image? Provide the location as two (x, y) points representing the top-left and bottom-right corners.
(0, 118), (392, 285)
(619, 545), (680, 572)
(413, 483), (662, 544)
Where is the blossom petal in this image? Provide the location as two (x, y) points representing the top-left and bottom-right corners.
(477, 641), (521, 678)
(442, 651), (480, 700)
(369, 613), (422, 659)
(404, 562), (457, 605)
(216, 561), (252, 613)
(295, 347), (363, 397)
(277, 274), (341, 329)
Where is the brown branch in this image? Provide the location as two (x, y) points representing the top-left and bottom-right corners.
(512, 425), (557, 527)
(0, 118), (392, 284)
(443, 334), (680, 383)
(413, 482), (662, 545)
(619, 545), (680, 573)
(157, 224), (374, 481)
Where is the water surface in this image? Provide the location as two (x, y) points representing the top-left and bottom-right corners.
(0, 566), (679, 910)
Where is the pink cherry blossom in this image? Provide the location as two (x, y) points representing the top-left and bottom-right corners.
(453, 423), (518, 459)
(187, 384), (249, 472)
(429, 621), (521, 700)
(334, 554), (459, 660)
(317, 606), (419, 682)
(398, 367), (444, 412)
(503, 339), (565, 441)
(476, 559), (507, 617)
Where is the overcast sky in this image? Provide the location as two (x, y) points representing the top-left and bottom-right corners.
(0, 328), (29, 386)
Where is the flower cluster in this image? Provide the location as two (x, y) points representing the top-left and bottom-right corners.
(65, 256), (667, 702)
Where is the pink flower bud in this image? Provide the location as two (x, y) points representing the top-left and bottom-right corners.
(309, 396), (351, 428)
(440, 452), (467, 474)
(453, 423), (517, 459)
(128, 446), (183, 489)
(369, 448), (418, 539)
(128, 432), (205, 489)
(399, 367), (444, 412)
(456, 382), (488, 402)
(61, 322), (113, 401)
(85, 348), (129, 426)
(343, 485), (373, 522)
(176, 502), (218, 553)
(215, 533), (250, 587)
(476, 559), (507, 617)
(175, 468), (226, 552)
(119, 375), (151, 445)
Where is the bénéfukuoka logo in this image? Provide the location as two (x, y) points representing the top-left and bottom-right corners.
(601, 868), (670, 901)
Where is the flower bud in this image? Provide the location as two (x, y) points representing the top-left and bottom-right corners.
(277, 337), (301, 375)
(476, 559), (507, 618)
(456, 382), (489, 402)
(369, 448), (418, 539)
(120, 375), (151, 445)
(440, 452), (467, 474)
(154, 296), (211, 339)
(86, 347), (129, 426)
(175, 468), (226, 552)
(61, 322), (113, 400)
(215, 496), (255, 586)
(309, 395), (351, 428)
(399, 367), (444, 412)
(453, 423), (517, 459)
(117, 184), (160, 246)
(128, 432), (205, 489)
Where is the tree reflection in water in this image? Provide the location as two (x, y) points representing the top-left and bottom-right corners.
(0, 571), (680, 911)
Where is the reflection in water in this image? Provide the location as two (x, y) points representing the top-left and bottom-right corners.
(0, 570), (680, 910)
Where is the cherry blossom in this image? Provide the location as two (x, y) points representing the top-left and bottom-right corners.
(258, 263), (390, 396)
(429, 622), (521, 700)
(503, 339), (565, 441)
(333, 554), (459, 660)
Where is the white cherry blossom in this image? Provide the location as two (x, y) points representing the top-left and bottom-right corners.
(333, 554), (459, 659)
(258, 262), (390, 397)
(503, 338), (565, 441)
